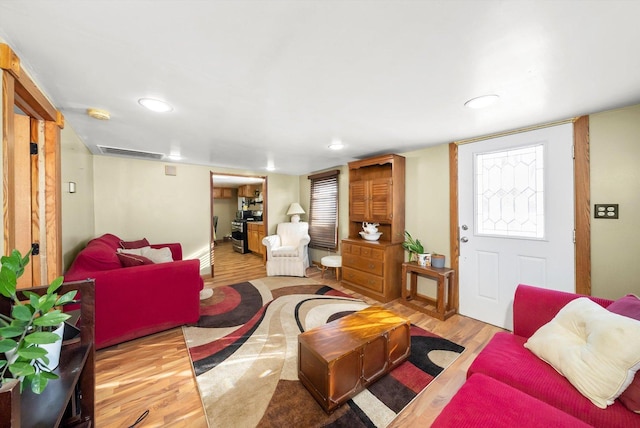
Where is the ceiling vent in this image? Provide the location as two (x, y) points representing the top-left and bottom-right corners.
(97, 145), (165, 160)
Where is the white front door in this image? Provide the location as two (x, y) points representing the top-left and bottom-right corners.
(458, 124), (575, 330)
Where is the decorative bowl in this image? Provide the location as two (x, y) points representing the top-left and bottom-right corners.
(359, 231), (382, 241)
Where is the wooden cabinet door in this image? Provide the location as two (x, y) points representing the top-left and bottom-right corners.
(368, 178), (393, 222)
(213, 187), (233, 199)
(349, 181), (367, 221)
(349, 179), (392, 222)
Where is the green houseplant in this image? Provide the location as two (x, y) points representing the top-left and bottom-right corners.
(0, 249), (75, 394)
(402, 231), (424, 262)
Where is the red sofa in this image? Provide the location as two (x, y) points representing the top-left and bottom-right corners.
(65, 233), (203, 349)
(433, 284), (640, 427)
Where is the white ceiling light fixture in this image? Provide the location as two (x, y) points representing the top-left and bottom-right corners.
(328, 138), (344, 150)
(138, 98), (174, 113)
(464, 94), (500, 109)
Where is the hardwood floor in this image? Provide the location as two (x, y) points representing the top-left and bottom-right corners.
(95, 242), (504, 427)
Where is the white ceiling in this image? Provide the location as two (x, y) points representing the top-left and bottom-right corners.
(1, 1), (639, 176)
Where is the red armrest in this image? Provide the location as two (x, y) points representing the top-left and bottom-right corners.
(513, 284), (614, 338)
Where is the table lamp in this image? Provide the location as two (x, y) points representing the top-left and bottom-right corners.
(287, 203), (305, 222)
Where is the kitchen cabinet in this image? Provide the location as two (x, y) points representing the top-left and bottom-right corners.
(342, 154), (405, 302)
(213, 187), (233, 199)
(247, 222), (265, 257)
(238, 185), (259, 198)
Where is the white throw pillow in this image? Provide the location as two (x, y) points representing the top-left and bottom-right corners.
(117, 246), (150, 256)
(141, 246), (173, 264)
(524, 297), (640, 408)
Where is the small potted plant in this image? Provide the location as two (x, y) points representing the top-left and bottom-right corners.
(0, 249), (75, 394)
(402, 231), (424, 262)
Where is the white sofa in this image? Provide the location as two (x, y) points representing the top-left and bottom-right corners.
(262, 222), (311, 277)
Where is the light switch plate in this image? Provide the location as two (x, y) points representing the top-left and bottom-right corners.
(594, 204), (619, 219)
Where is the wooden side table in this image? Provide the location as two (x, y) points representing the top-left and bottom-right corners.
(401, 262), (457, 320)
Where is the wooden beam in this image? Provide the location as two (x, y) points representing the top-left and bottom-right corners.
(14, 114), (32, 288)
(448, 142), (459, 311)
(0, 44), (20, 75)
(574, 116), (591, 295)
(44, 120), (62, 281)
(0, 43), (62, 126)
(30, 118), (42, 286)
(2, 71), (16, 255)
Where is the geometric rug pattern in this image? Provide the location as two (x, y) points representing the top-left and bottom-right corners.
(183, 277), (464, 427)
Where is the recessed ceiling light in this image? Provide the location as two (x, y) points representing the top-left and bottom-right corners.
(328, 138), (344, 150)
(138, 98), (173, 113)
(266, 165), (276, 172)
(464, 94), (499, 109)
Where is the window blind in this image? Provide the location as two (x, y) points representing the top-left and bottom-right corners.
(308, 170), (339, 250)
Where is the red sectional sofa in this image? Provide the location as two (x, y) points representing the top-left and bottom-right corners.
(433, 284), (640, 427)
(65, 233), (203, 349)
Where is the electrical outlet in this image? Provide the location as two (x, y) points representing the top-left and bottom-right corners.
(594, 204), (619, 219)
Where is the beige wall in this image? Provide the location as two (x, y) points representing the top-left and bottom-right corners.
(590, 104), (640, 299)
(61, 125), (96, 270)
(264, 173), (300, 235)
(92, 156), (298, 275)
(401, 144), (451, 296)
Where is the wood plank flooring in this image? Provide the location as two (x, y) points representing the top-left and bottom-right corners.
(95, 242), (504, 427)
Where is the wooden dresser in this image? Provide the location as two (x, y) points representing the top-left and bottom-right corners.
(341, 154), (405, 302)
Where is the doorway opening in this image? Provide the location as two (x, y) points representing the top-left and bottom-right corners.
(210, 172), (267, 277)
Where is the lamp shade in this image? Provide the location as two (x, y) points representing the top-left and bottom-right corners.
(287, 203), (305, 215)
(287, 203), (305, 222)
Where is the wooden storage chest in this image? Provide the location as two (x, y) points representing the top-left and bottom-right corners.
(298, 306), (411, 413)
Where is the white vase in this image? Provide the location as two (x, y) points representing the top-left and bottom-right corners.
(40, 322), (65, 370)
(5, 322), (65, 371)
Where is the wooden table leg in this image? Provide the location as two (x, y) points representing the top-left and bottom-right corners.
(436, 275), (445, 316)
(410, 272), (418, 300)
(401, 264), (408, 300)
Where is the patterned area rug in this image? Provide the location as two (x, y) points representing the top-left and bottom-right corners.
(183, 277), (464, 428)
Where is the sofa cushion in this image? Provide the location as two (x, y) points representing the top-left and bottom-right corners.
(271, 246), (299, 257)
(117, 252), (154, 267)
(120, 238), (150, 249)
(65, 240), (121, 280)
(90, 233), (122, 249)
(141, 246), (173, 263)
(469, 332), (639, 427)
(117, 246), (150, 256)
(607, 294), (640, 320)
(524, 297), (640, 409)
(432, 373), (592, 428)
(607, 294), (640, 413)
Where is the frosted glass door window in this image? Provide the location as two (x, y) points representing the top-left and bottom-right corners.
(475, 145), (544, 239)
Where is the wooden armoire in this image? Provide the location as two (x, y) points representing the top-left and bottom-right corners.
(341, 154), (405, 302)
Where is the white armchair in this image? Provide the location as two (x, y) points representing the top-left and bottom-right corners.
(262, 222), (311, 277)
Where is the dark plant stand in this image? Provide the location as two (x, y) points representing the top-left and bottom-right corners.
(0, 279), (95, 427)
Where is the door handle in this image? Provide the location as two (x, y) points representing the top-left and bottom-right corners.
(461, 237), (469, 243)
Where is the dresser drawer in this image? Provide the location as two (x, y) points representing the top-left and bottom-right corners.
(343, 242), (359, 255)
(342, 254), (384, 276)
(343, 242), (384, 259)
(360, 246), (383, 260)
(342, 267), (384, 293)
